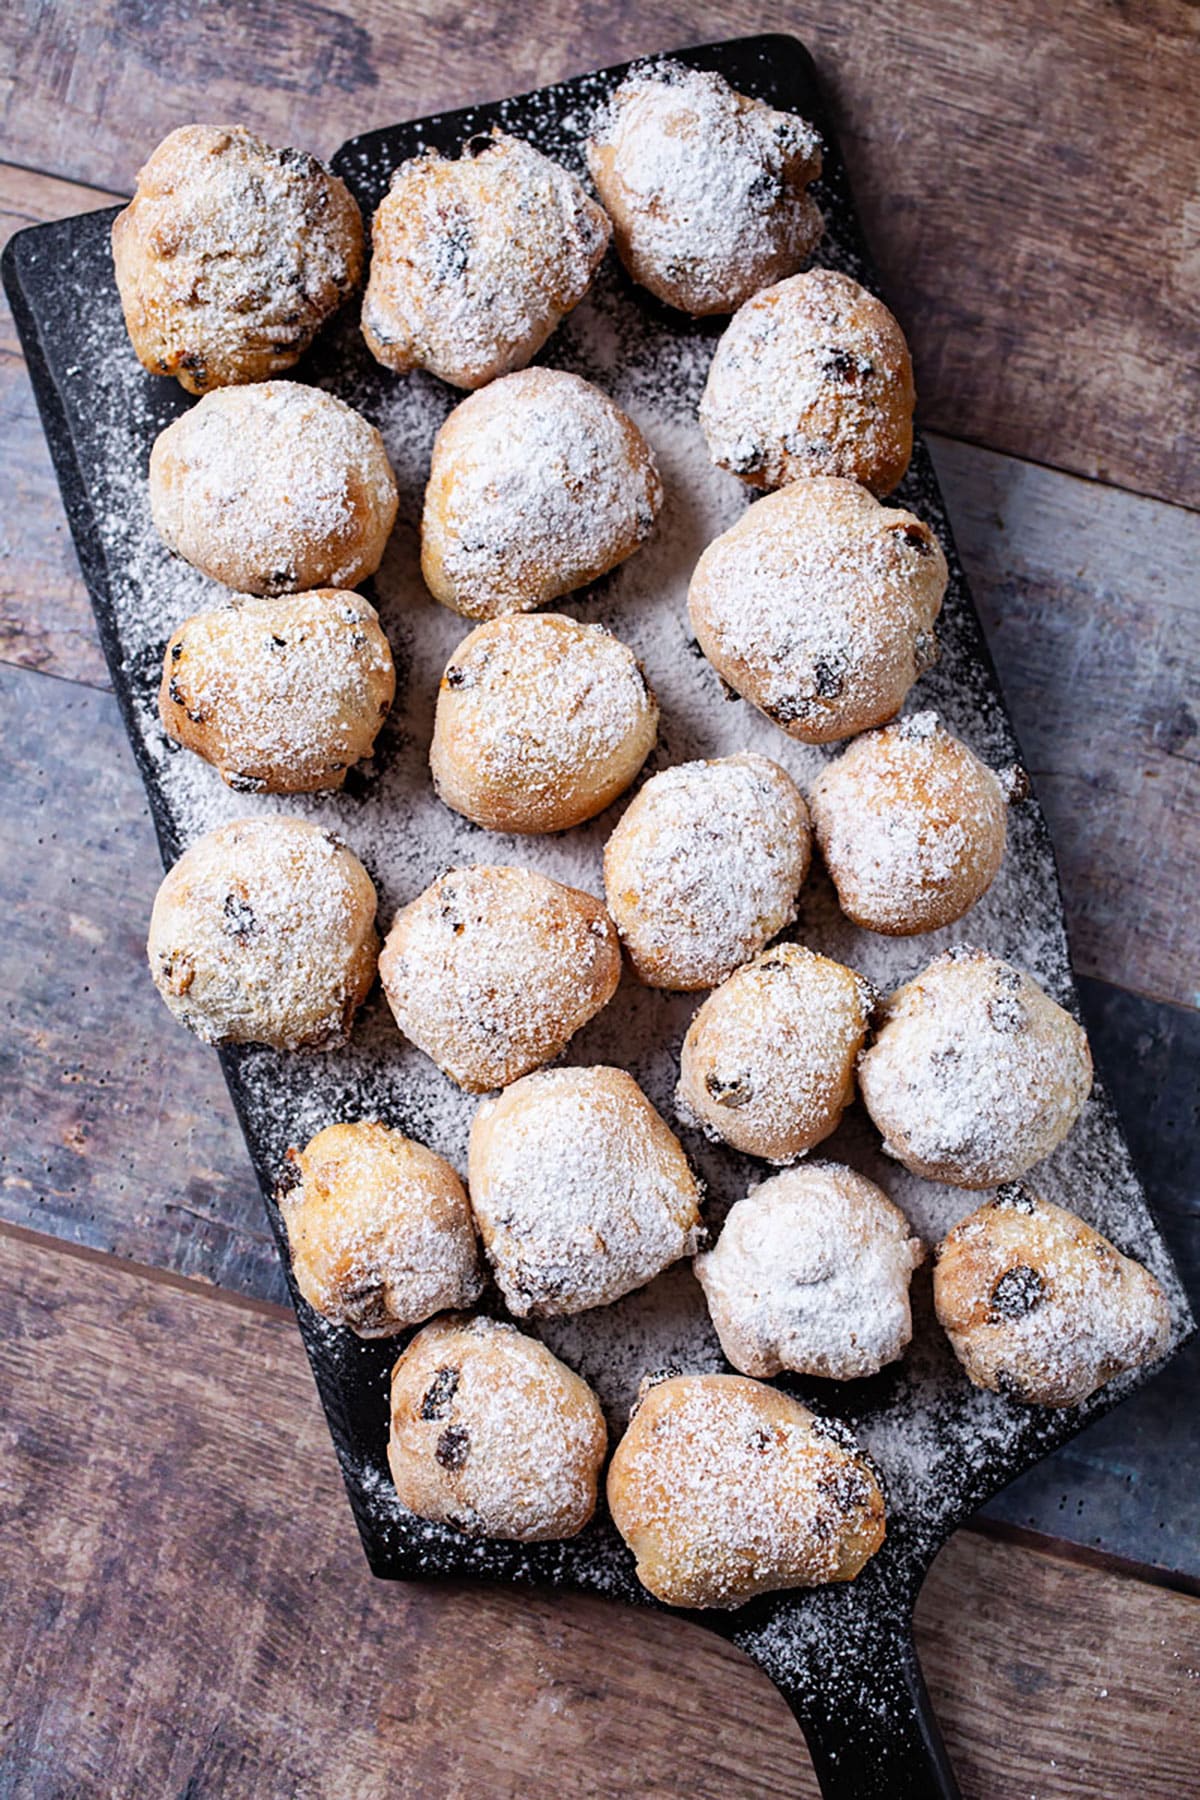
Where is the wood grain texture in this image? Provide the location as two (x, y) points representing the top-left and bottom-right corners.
(2, 1222), (1198, 1800)
(0, 164), (120, 686)
(0, 3), (1196, 506)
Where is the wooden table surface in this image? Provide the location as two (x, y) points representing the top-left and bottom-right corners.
(2, 4), (1198, 1796)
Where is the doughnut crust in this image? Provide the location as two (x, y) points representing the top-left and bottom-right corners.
(149, 383), (398, 595)
(700, 269), (915, 495)
(603, 753), (811, 990)
(858, 949), (1093, 1188)
(159, 590), (395, 794)
(607, 1373), (885, 1608)
(429, 614), (658, 833)
(147, 817), (378, 1050)
(362, 130), (610, 389)
(694, 1163), (924, 1381)
(585, 61), (822, 316)
(933, 1187), (1170, 1406)
(467, 1066), (705, 1317)
(677, 943), (873, 1162)
(687, 478), (946, 744)
(278, 1121), (482, 1336)
(421, 369), (662, 619)
(378, 866), (621, 1092)
(388, 1315), (607, 1540)
(810, 712), (1013, 934)
(112, 125), (363, 394)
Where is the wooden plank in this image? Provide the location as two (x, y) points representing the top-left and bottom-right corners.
(0, 3), (1196, 506)
(0, 164), (121, 686)
(929, 435), (1200, 1011)
(1, 1223), (1197, 1799)
(0, 659), (283, 1302)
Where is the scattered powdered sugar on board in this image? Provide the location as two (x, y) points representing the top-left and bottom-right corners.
(18, 37), (1191, 1715)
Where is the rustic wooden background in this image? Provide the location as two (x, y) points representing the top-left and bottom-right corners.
(1, 2), (1198, 1795)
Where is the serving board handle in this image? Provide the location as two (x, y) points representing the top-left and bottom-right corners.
(773, 1614), (961, 1799)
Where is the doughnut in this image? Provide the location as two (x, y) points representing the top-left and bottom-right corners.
(858, 948), (1093, 1188)
(277, 1121), (481, 1335)
(362, 130), (609, 389)
(388, 1314), (607, 1540)
(159, 589), (395, 795)
(146, 817), (378, 1050)
(586, 60), (822, 315)
(694, 1162), (924, 1380)
(378, 865), (621, 1092)
(603, 753), (811, 990)
(699, 268), (914, 494)
(112, 124), (362, 393)
(687, 477), (946, 744)
(934, 1186), (1170, 1406)
(429, 613), (658, 833)
(810, 711), (1022, 934)
(607, 1372), (885, 1607)
(467, 1066), (704, 1316)
(676, 943), (873, 1162)
(421, 368), (662, 619)
(149, 382), (398, 595)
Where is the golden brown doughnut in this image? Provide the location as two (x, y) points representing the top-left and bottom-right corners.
(676, 943), (873, 1162)
(694, 1163), (924, 1380)
(429, 613), (658, 833)
(159, 590), (395, 795)
(934, 1186), (1170, 1406)
(603, 753), (811, 990)
(388, 1314), (607, 1540)
(858, 948), (1094, 1188)
(378, 866), (621, 1092)
(362, 130), (610, 389)
(112, 125), (363, 393)
(687, 477), (946, 744)
(699, 268), (915, 494)
(147, 817), (378, 1050)
(810, 712), (1018, 934)
(278, 1121), (482, 1336)
(585, 60), (822, 315)
(467, 1066), (704, 1317)
(149, 383), (398, 595)
(420, 369), (662, 619)
(607, 1372), (885, 1608)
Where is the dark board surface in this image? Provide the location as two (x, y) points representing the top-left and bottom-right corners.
(4, 32), (1193, 1797)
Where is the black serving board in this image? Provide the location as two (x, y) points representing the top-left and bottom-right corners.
(5, 35), (1193, 1800)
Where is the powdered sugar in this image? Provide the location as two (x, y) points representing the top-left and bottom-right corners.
(422, 367), (661, 618)
(586, 60), (823, 316)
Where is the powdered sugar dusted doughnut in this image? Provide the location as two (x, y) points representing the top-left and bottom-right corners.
(159, 590), (395, 795)
(112, 125), (363, 394)
(278, 1121), (482, 1336)
(585, 60), (822, 316)
(467, 1066), (704, 1317)
(607, 1373), (885, 1608)
(388, 1314), (607, 1540)
(147, 817), (378, 1050)
(676, 943), (873, 1162)
(858, 949), (1094, 1189)
(362, 130), (610, 389)
(603, 753), (811, 990)
(430, 613), (658, 833)
(149, 383), (398, 595)
(421, 369), (662, 619)
(379, 866), (620, 1093)
(934, 1186), (1170, 1407)
(687, 478), (946, 744)
(694, 1163), (924, 1380)
(810, 712), (1020, 935)
(700, 269), (915, 494)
